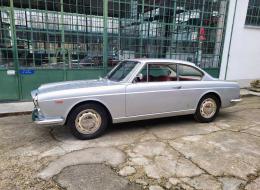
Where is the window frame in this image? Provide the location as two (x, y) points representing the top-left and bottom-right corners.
(177, 63), (204, 81)
(133, 62), (204, 83)
(132, 62), (178, 83)
(245, 0), (260, 27)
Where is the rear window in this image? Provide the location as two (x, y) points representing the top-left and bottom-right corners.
(178, 64), (204, 81)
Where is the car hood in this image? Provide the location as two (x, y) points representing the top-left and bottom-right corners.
(37, 79), (118, 94)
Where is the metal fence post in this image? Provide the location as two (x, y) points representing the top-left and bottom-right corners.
(60, 0), (66, 80)
(10, 0), (22, 99)
(139, 0), (144, 57)
(103, 0), (108, 75)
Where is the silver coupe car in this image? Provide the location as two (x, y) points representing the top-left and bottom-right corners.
(32, 59), (241, 140)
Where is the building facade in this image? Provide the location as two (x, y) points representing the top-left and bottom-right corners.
(220, 0), (260, 87)
(0, 0), (255, 101)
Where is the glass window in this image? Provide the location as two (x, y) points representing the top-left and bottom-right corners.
(245, 0), (260, 26)
(107, 61), (139, 82)
(178, 64), (203, 81)
(136, 63), (177, 82)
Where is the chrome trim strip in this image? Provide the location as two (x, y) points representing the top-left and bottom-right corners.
(230, 98), (242, 103)
(114, 108), (195, 121)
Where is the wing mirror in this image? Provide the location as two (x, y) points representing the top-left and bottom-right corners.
(136, 73), (143, 81)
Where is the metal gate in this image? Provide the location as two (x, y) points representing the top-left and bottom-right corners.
(0, 0), (229, 100)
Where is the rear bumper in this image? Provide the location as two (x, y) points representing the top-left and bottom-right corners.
(230, 98), (242, 105)
(32, 108), (64, 125)
(230, 98), (242, 103)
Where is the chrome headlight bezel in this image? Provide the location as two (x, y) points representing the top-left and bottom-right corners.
(33, 93), (39, 107)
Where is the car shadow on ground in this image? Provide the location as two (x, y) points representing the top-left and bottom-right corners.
(48, 110), (234, 140)
(105, 110), (235, 135)
(111, 114), (194, 130)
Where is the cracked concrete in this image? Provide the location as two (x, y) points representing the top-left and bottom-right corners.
(53, 164), (141, 190)
(0, 96), (260, 190)
(38, 147), (126, 180)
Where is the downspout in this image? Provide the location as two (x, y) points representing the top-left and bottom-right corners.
(224, 0), (238, 80)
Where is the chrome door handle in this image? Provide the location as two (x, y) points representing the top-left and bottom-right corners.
(172, 86), (182, 89)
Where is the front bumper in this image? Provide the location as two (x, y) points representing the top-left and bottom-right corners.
(32, 108), (64, 125)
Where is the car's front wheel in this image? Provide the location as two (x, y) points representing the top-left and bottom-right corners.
(194, 95), (220, 123)
(67, 103), (109, 140)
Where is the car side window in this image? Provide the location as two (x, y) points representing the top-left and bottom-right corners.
(178, 64), (203, 81)
(135, 63), (177, 83)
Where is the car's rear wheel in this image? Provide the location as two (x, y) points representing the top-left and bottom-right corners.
(194, 95), (220, 123)
(67, 103), (108, 140)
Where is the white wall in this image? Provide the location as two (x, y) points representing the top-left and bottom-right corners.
(220, 0), (260, 87)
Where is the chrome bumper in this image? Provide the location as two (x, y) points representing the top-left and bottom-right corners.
(32, 108), (64, 125)
(230, 98), (242, 104)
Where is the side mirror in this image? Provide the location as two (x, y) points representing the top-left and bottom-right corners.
(134, 73), (143, 83)
(136, 73), (143, 81)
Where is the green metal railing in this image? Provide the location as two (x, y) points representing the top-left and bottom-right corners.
(0, 0), (229, 100)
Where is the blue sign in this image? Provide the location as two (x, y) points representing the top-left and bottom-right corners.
(19, 69), (35, 75)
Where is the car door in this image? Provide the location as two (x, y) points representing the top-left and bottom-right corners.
(177, 64), (206, 110)
(125, 63), (184, 117)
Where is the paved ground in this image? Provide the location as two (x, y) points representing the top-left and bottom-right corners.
(0, 96), (260, 190)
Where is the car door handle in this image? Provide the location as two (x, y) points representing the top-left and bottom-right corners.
(172, 86), (182, 89)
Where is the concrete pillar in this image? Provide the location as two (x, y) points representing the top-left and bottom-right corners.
(219, 0), (238, 80)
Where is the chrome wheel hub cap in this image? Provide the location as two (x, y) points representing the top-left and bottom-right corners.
(75, 109), (101, 134)
(200, 98), (217, 119)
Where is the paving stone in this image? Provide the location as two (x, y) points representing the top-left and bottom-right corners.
(164, 181), (172, 189)
(169, 131), (260, 180)
(135, 179), (148, 186)
(245, 177), (260, 190)
(169, 178), (195, 190)
(243, 125), (260, 137)
(181, 174), (222, 190)
(169, 177), (181, 186)
(129, 156), (151, 166)
(118, 166), (136, 176)
(218, 177), (245, 190)
(132, 141), (168, 157)
(147, 120), (221, 140)
(144, 155), (203, 179)
(53, 126), (147, 154)
(39, 146), (66, 158)
(38, 147), (126, 180)
(54, 164), (141, 190)
(149, 185), (164, 190)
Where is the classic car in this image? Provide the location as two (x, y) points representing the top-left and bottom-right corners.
(31, 59), (241, 140)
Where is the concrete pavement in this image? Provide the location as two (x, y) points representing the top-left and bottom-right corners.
(0, 96), (260, 190)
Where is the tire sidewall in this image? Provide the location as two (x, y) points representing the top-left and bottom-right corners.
(67, 103), (108, 140)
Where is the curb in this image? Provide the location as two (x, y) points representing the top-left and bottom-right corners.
(0, 111), (32, 118)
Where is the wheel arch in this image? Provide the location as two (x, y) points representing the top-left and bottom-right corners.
(198, 91), (222, 108)
(65, 100), (113, 125)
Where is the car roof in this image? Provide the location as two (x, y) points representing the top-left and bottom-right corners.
(125, 58), (196, 66)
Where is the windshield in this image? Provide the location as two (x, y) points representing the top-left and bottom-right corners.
(106, 61), (139, 82)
